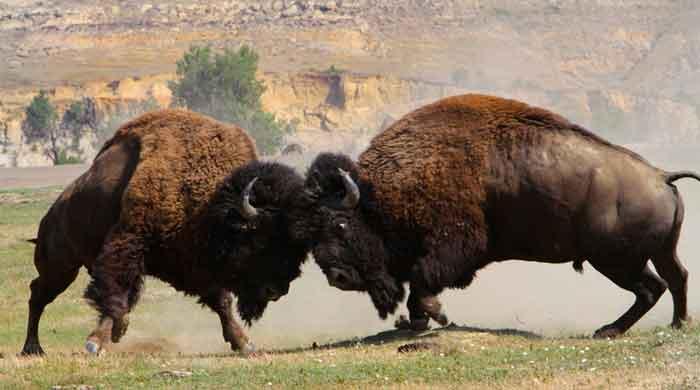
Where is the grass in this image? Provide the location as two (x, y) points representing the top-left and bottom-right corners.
(1, 187), (700, 389)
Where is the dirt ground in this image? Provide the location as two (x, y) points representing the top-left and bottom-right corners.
(0, 164), (87, 190)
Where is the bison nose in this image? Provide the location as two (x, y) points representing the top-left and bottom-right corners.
(327, 268), (354, 290)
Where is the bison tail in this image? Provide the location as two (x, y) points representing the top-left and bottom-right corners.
(572, 259), (584, 274)
(26, 238), (38, 245)
(666, 171), (700, 184)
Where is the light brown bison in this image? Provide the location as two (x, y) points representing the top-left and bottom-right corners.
(297, 94), (699, 338)
(21, 109), (308, 356)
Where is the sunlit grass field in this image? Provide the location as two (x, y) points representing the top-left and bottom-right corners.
(1, 187), (699, 389)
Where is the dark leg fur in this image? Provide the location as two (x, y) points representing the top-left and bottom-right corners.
(84, 232), (145, 353)
(651, 196), (691, 329)
(199, 290), (255, 356)
(395, 285), (448, 331)
(591, 262), (667, 338)
(652, 251), (690, 328)
(21, 268), (80, 355)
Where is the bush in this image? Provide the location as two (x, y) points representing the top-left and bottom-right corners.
(22, 91), (87, 165)
(62, 98), (98, 133)
(23, 90), (57, 142)
(324, 64), (344, 76)
(169, 45), (294, 155)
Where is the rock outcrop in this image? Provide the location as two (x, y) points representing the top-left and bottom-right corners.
(1, 0), (699, 166)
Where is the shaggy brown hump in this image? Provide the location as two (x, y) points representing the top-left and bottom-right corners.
(106, 109), (258, 239)
(357, 93), (631, 239)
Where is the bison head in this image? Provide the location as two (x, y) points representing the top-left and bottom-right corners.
(299, 153), (405, 319)
(207, 161), (309, 324)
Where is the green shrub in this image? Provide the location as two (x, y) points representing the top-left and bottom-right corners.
(169, 45), (295, 155)
(23, 90), (57, 142)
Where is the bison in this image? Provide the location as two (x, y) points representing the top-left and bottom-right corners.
(298, 94), (699, 338)
(21, 109), (308, 356)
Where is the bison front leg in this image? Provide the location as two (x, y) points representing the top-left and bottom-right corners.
(395, 286), (449, 331)
(200, 290), (255, 356)
(83, 231), (145, 354)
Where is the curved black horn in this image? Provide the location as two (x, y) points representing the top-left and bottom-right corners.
(337, 168), (360, 209)
(241, 177), (259, 219)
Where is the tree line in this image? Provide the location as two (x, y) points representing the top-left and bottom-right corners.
(19, 45), (294, 165)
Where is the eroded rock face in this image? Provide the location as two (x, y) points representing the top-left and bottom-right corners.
(1, 0), (700, 166)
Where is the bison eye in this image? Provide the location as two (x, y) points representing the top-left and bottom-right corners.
(338, 223), (347, 230)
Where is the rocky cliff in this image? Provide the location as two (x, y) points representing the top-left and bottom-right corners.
(1, 0), (699, 166)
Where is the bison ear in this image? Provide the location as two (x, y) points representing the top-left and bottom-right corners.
(304, 169), (323, 196)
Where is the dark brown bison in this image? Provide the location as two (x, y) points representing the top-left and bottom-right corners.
(297, 94), (699, 338)
(21, 109), (308, 356)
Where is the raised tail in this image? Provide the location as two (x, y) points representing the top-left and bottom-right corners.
(666, 171), (700, 184)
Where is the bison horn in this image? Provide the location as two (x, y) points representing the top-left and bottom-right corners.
(337, 168), (360, 209)
(241, 177), (259, 220)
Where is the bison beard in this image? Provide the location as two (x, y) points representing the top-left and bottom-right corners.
(367, 275), (405, 319)
(236, 293), (270, 326)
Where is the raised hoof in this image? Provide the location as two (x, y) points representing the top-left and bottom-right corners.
(85, 340), (102, 355)
(593, 325), (624, 339)
(671, 316), (693, 330)
(20, 342), (45, 356)
(239, 341), (257, 357)
(111, 316), (129, 343)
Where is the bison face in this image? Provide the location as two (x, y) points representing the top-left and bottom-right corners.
(207, 161), (309, 324)
(312, 213), (405, 319)
(303, 153), (405, 319)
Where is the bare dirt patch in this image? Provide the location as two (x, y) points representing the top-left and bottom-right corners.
(0, 164), (86, 190)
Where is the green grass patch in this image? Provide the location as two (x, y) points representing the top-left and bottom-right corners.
(1, 186), (699, 389)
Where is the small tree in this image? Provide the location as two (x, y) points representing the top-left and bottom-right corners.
(23, 90), (58, 142)
(169, 45), (294, 155)
(23, 91), (86, 165)
(62, 98), (98, 133)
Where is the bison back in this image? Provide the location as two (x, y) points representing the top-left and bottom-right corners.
(112, 110), (258, 241)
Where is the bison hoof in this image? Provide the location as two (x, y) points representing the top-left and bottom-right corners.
(434, 313), (449, 327)
(671, 316), (693, 329)
(409, 318), (430, 331)
(593, 325), (623, 339)
(394, 315), (412, 330)
(85, 340), (102, 355)
(239, 341), (257, 357)
(20, 342), (45, 356)
(111, 316), (129, 343)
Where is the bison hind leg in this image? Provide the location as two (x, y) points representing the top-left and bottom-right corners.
(21, 267), (80, 355)
(590, 261), (667, 338)
(651, 251), (690, 329)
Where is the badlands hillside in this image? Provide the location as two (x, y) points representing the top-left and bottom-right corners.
(1, 0), (699, 166)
